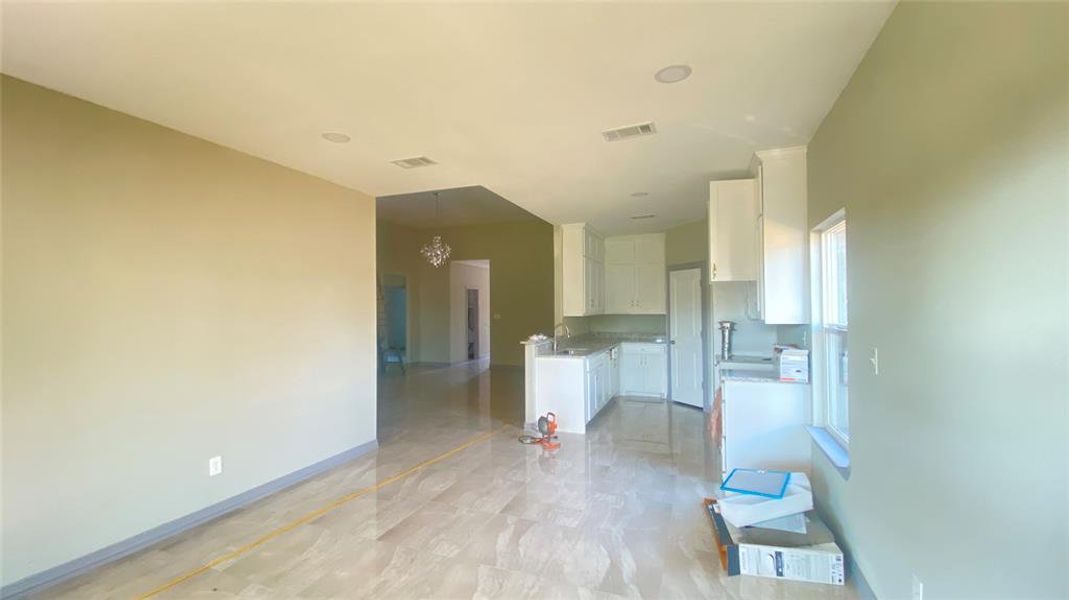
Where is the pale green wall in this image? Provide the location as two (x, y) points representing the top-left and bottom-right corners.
(378, 219), (554, 367)
(566, 314), (667, 335)
(377, 219), (425, 359)
(1, 77), (378, 586)
(665, 219), (707, 266)
(806, 4), (1068, 598)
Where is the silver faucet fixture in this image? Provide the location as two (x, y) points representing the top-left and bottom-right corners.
(552, 322), (572, 353)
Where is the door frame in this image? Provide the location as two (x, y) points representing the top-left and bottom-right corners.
(466, 288), (479, 359)
(666, 261), (710, 410)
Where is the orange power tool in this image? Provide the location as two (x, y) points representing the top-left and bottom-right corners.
(519, 412), (560, 450)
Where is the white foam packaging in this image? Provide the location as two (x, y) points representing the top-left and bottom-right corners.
(718, 472), (813, 528)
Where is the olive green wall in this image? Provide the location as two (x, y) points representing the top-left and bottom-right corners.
(1, 77), (378, 587)
(806, 3), (1068, 598)
(377, 219), (554, 367)
(665, 219), (707, 266)
(376, 220), (425, 359)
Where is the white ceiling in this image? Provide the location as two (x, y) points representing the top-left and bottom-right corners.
(378, 186), (540, 230)
(1, 2), (894, 234)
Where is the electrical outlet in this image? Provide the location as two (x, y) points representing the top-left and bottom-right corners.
(208, 456), (223, 477)
(869, 347), (879, 375)
(912, 575), (924, 600)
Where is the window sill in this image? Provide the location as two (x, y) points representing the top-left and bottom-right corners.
(806, 425), (850, 479)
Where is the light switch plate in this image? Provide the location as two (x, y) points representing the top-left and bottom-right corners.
(208, 456), (223, 477)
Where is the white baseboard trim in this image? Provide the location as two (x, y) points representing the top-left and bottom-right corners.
(1, 439), (378, 599)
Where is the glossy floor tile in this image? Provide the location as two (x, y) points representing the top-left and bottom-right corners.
(34, 360), (858, 599)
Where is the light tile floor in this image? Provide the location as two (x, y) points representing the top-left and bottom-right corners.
(36, 361), (858, 599)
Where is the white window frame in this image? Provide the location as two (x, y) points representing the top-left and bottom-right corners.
(810, 209), (849, 448)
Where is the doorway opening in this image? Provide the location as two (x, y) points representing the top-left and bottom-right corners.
(450, 260), (490, 364)
(466, 289), (480, 359)
(379, 273), (408, 372)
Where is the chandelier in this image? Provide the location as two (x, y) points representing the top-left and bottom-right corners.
(420, 192), (451, 268)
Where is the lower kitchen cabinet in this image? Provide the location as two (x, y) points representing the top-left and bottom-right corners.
(619, 343), (667, 398)
(585, 352), (613, 419)
(533, 347), (618, 434)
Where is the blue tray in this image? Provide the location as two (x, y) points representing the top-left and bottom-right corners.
(720, 468), (791, 499)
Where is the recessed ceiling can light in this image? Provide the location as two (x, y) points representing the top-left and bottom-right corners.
(654, 64), (692, 84)
(321, 132), (351, 143)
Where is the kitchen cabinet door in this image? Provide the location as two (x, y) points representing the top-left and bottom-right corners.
(634, 264), (665, 313)
(643, 350), (668, 397)
(562, 223), (604, 317)
(605, 264), (634, 314)
(605, 238), (634, 265)
(584, 256), (597, 313)
(591, 260), (605, 313)
(597, 359), (611, 410)
(633, 235), (665, 265)
(620, 350), (644, 395)
(753, 148), (808, 324)
(585, 368), (597, 422)
(708, 179), (758, 282)
(609, 352), (619, 398)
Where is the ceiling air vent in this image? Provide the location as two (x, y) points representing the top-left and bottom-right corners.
(630, 214), (656, 220)
(602, 121), (656, 142)
(391, 156), (437, 169)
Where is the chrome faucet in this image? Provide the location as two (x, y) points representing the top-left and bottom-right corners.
(552, 322), (572, 353)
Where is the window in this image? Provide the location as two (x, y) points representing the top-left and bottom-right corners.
(813, 211), (849, 445)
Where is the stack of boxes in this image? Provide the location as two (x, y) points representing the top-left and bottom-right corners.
(705, 469), (845, 586)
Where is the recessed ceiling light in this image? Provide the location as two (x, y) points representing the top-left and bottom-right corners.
(321, 132), (351, 143)
(654, 64), (692, 84)
(631, 214), (656, 220)
(631, 192), (649, 198)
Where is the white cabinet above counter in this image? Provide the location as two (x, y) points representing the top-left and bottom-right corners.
(707, 146), (808, 324)
(753, 147), (808, 324)
(561, 227), (666, 317)
(604, 234), (666, 315)
(561, 223), (604, 317)
(708, 179), (759, 282)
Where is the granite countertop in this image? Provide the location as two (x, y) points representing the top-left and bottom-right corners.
(719, 368), (809, 385)
(539, 332), (667, 359)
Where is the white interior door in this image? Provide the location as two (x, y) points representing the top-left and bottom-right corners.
(669, 268), (704, 407)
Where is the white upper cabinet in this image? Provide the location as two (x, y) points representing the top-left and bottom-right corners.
(562, 223), (605, 317)
(603, 233), (666, 314)
(708, 179), (759, 282)
(707, 147), (809, 324)
(753, 146), (809, 324)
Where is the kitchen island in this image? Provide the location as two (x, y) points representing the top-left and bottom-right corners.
(525, 334), (668, 434)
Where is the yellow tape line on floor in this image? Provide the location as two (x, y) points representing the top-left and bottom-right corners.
(134, 425), (509, 599)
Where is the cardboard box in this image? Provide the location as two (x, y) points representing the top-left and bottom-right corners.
(705, 498), (845, 586)
(775, 347), (810, 383)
